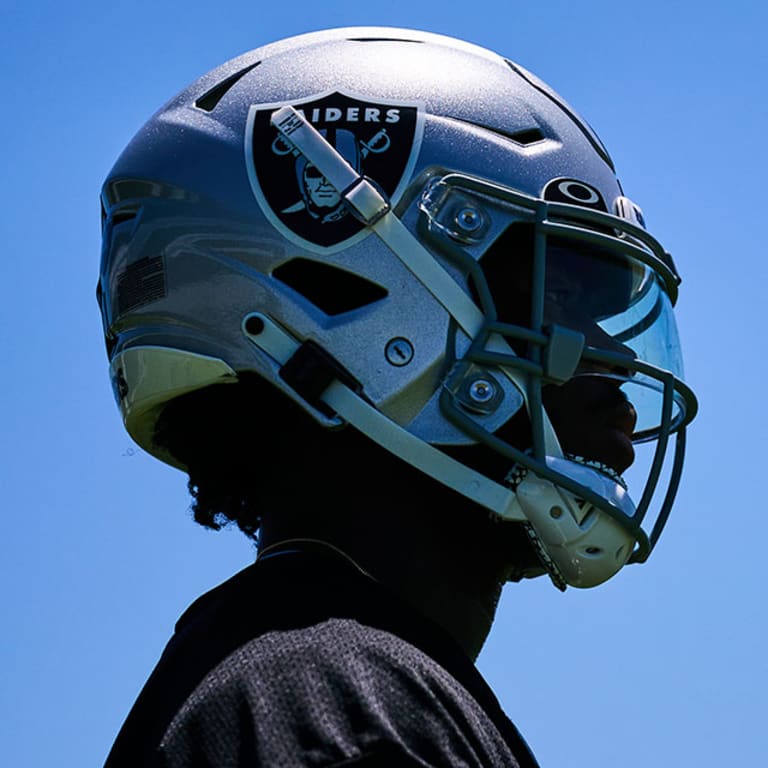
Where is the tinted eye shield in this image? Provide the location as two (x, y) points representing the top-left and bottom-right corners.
(419, 175), (695, 438)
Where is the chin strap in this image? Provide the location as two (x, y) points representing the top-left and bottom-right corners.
(270, 106), (563, 459)
(265, 108), (589, 589)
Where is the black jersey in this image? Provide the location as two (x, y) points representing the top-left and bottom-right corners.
(104, 547), (539, 767)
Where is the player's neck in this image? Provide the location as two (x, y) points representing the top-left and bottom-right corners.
(259, 497), (510, 660)
(386, 564), (503, 660)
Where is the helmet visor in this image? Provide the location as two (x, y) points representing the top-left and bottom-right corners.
(476, 223), (694, 442)
(539, 239), (691, 440)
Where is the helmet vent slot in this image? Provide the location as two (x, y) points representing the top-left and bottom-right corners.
(117, 255), (166, 314)
(504, 59), (615, 171)
(441, 115), (547, 149)
(508, 128), (545, 145)
(347, 37), (424, 44)
(111, 210), (138, 227)
(195, 61), (261, 112)
(273, 258), (387, 316)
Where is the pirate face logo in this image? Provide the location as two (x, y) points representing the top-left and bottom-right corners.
(246, 91), (424, 252)
(287, 127), (364, 223)
(302, 155), (344, 217)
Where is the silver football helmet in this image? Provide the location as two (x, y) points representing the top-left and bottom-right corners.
(98, 27), (697, 589)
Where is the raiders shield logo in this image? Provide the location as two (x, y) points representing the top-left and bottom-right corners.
(245, 91), (424, 252)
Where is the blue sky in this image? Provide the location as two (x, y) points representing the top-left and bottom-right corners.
(2, 1), (766, 765)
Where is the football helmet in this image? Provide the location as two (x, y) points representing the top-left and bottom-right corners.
(97, 27), (697, 589)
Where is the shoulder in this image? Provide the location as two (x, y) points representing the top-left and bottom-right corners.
(160, 618), (521, 767)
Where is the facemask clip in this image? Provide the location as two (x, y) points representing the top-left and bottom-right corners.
(543, 324), (584, 384)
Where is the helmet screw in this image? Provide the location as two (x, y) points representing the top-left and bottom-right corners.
(385, 337), (414, 367)
(469, 378), (495, 403)
(244, 315), (265, 336)
(550, 506), (563, 519)
(455, 207), (483, 233)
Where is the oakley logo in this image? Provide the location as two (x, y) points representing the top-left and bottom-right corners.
(543, 178), (608, 212)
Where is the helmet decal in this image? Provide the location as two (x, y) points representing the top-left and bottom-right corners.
(246, 91), (425, 252)
(543, 177), (609, 212)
